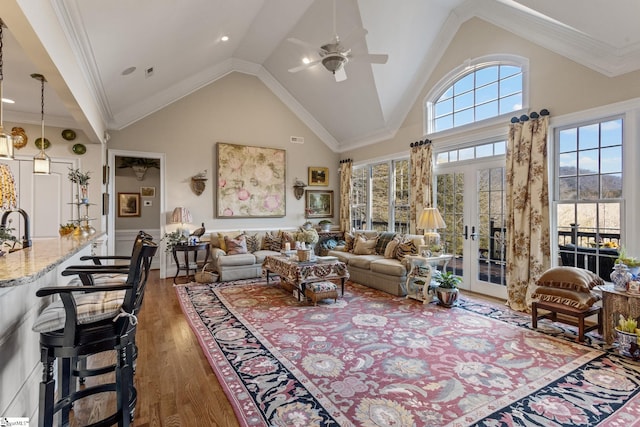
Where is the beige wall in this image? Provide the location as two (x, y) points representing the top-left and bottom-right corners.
(343, 17), (640, 161)
(107, 72), (340, 232)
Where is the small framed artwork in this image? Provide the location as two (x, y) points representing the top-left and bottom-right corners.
(118, 192), (141, 217)
(305, 190), (333, 218)
(140, 186), (155, 197)
(308, 166), (329, 186)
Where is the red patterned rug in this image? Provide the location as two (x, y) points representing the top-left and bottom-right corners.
(176, 280), (640, 426)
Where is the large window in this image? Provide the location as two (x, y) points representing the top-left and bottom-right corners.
(425, 56), (528, 135)
(556, 117), (623, 281)
(350, 159), (409, 233)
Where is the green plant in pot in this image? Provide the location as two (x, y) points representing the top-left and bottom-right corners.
(318, 219), (332, 231)
(433, 270), (461, 307)
(429, 244), (443, 256)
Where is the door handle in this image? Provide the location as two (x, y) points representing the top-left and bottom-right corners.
(470, 226), (478, 241)
(464, 225), (468, 240)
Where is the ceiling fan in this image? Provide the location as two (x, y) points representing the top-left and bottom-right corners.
(287, 0), (388, 82)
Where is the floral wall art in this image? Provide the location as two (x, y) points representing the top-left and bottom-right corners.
(217, 142), (286, 217)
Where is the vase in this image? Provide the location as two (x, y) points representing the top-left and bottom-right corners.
(611, 263), (632, 291)
(435, 287), (458, 307)
(615, 329), (639, 357)
(320, 223), (331, 232)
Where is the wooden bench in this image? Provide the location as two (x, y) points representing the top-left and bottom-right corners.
(532, 300), (602, 342)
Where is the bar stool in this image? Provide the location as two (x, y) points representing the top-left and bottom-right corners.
(33, 239), (157, 427)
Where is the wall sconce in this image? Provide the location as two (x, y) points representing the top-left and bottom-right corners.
(191, 170), (208, 196)
(293, 178), (307, 200)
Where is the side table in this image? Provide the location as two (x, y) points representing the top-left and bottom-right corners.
(601, 284), (640, 344)
(405, 254), (454, 303)
(172, 242), (210, 284)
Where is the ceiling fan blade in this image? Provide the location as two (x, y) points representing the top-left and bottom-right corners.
(340, 27), (368, 49)
(288, 58), (321, 73)
(357, 53), (389, 64)
(287, 37), (322, 53)
(334, 67), (347, 82)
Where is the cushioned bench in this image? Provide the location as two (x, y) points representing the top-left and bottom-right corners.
(305, 281), (338, 305)
(532, 300), (602, 342)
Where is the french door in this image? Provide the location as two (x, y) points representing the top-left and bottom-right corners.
(435, 158), (507, 300)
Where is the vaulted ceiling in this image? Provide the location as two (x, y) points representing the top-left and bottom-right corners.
(2, 0), (640, 151)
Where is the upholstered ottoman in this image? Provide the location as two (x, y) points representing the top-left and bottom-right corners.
(305, 281), (338, 305)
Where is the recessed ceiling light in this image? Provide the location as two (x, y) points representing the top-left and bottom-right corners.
(1, 98), (15, 104)
(302, 57), (311, 64)
(221, 35), (229, 42)
(121, 66), (136, 76)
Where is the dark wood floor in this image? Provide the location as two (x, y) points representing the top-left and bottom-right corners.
(69, 270), (239, 426)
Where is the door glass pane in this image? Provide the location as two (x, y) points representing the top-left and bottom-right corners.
(437, 173), (463, 276)
(351, 167), (368, 229)
(394, 160), (410, 233)
(477, 167), (506, 285)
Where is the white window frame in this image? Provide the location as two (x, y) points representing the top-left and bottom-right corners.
(424, 54), (530, 137)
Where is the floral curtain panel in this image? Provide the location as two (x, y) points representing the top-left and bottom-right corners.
(409, 141), (432, 233)
(505, 111), (551, 311)
(339, 159), (352, 232)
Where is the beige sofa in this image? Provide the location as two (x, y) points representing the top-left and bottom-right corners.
(327, 231), (426, 296)
(206, 229), (298, 281)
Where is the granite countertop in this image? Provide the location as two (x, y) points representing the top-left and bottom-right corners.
(0, 233), (105, 288)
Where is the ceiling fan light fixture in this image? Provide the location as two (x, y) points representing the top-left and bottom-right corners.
(322, 54), (346, 73)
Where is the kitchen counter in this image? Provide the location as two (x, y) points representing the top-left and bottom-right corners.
(0, 233), (105, 287)
(0, 232), (106, 419)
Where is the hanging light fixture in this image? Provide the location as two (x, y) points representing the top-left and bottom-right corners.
(0, 20), (23, 159)
(31, 73), (50, 174)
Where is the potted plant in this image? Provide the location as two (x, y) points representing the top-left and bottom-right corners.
(429, 244), (443, 257)
(433, 270), (461, 307)
(161, 230), (187, 252)
(318, 219), (332, 232)
(302, 220), (313, 230)
(615, 315), (639, 358)
(295, 228), (319, 250)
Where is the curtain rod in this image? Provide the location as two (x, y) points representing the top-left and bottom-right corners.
(510, 108), (550, 123)
(409, 139), (431, 148)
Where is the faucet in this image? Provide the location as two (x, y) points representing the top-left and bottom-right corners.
(1, 209), (32, 248)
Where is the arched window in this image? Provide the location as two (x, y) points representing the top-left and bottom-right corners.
(425, 56), (528, 134)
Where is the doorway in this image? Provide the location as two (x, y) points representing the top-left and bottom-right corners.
(436, 157), (507, 300)
(108, 149), (166, 276)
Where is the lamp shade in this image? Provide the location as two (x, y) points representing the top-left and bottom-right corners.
(171, 207), (192, 224)
(417, 207), (446, 231)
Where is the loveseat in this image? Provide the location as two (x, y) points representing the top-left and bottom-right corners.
(207, 229), (299, 281)
(327, 231), (426, 296)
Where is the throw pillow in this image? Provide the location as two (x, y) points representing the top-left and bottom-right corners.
(536, 266), (604, 293)
(279, 230), (296, 247)
(395, 239), (417, 261)
(344, 231), (356, 252)
(532, 286), (602, 310)
(262, 232), (282, 251)
(375, 232), (397, 255)
(384, 237), (401, 259)
(244, 232), (261, 253)
(217, 231), (243, 252)
(353, 235), (377, 255)
(225, 235), (248, 255)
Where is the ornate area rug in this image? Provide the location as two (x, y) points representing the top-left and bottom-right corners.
(176, 280), (640, 426)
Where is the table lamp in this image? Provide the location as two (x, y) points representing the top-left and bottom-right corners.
(171, 207), (192, 238)
(417, 207), (446, 247)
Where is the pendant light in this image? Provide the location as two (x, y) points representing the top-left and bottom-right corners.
(0, 20), (23, 159)
(32, 73), (50, 174)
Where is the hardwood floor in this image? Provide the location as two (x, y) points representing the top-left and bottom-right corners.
(68, 270), (239, 426)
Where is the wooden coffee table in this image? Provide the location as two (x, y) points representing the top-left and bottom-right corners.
(262, 255), (349, 301)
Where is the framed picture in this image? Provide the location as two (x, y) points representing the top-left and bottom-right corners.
(308, 166), (329, 186)
(140, 186), (156, 197)
(118, 192), (141, 217)
(217, 142), (286, 217)
(305, 190), (333, 218)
